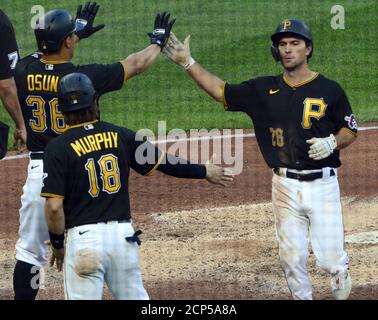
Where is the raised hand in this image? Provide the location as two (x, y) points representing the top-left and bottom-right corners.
(75, 2), (105, 39)
(163, 32), (195, 69)
(148, 11), (176, 50)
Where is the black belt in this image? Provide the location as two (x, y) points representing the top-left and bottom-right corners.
(273, 168), (335, 181)
(98, 218), (131, 224)
(30, 152), (44, 160)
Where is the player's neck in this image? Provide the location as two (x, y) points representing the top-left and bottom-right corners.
(41, 51), (71, 64)
(283, 65), (316, 87)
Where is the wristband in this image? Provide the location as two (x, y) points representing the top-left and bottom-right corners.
(49, 232), (65, 249)
(184, 57), (196, 70)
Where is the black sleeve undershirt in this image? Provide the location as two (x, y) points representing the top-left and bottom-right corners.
(157, 153), (207, 179)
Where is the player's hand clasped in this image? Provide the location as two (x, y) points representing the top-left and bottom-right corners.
(205, 154), (234, 186)
(75, 2), (105, 39)
(163, 32), (196, 70)
(148, 12), (176, 50)
(306, 134), (337, 160)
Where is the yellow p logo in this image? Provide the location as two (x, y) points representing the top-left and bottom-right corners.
(283, 20), (292, 30)
(302, 98), (327, 129)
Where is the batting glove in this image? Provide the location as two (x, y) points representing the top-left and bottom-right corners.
(163, 32), (196, 70)
(148, 11), (176, 50)
(306, 134), (337, 160)
(75, 2), (105, 39)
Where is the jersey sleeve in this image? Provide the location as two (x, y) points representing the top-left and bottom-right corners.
(329, 88), (358, 136)
(123, 129), (164, 176)
(0, 13), (19, 80)
(40, 143), (66, 199)
(223, 79), (259, 113)
(78, 62), (126, 95)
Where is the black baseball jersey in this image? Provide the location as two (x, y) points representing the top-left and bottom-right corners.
(224, 73), (358, 169)
(41, 120), (163, 229)
(0, 10), (19, 79)
(14, 54), (126, 151)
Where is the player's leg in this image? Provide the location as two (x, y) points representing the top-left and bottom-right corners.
(105, 222), (149, 300)
(14, 159), (49, 300)
(272, 174), (312, 300)
(13, 260), (40, 300)
(307, 173), (351, 300)
(64, 226), (105, 300)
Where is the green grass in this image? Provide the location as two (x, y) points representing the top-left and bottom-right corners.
(1, 0), (377, 142)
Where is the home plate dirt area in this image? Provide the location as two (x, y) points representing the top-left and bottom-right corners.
(0, 128), (377, 300)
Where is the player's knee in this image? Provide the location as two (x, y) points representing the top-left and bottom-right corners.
(73, 248), (101, 276)
(279, 250), (307, 270)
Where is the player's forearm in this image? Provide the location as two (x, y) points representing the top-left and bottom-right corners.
(335, 129), (357, 150)
(45, 198), (65, 234)
(0, 78), (25, 129)
(123, 44), (161, 80)
(187, 63), (225, 103)
(157, 154), (206, 179)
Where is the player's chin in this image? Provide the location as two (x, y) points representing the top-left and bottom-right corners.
(282, 60), (301, 71)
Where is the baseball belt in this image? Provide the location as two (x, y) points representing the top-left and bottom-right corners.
(273, 167), (335, 181)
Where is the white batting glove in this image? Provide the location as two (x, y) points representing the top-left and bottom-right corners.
(306, 134), (337, 160)
(162, 32), (196, 70)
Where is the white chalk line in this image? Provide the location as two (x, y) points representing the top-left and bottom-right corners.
(2, 125), (377, 161)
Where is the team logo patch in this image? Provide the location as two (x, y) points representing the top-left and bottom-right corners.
(70, 95), (78, 104)
(344, 114), (358, 130)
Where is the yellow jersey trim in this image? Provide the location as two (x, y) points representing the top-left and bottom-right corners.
(40, 193), (65, 199)
(145, 151), (165, 176)
(40, 58), (69, 65)
(283, 72), (319, 88)
(120, 60), (127, 83)
(337, 127), (358, 137)
(222, 82), (228, 111)
(67, 120), (99, 130)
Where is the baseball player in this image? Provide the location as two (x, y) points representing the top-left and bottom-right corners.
(13, 3), (175, 300)
(0, 9), (27, 158)
(41, 72), (233, 300)
(162, 19), (357, 300)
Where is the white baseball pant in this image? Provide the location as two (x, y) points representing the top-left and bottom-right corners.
(15, 157), (49, 267)
(272, 167), (349, 300)
(64, 220), (149, 300)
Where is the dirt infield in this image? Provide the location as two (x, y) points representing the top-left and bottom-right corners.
(0, 128), (377, 300)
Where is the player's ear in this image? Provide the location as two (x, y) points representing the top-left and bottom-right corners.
(64, 34), (74, 50)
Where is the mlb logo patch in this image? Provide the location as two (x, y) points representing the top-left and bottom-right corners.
(84, 124), (94, 130)
(45, 64), (54, 71)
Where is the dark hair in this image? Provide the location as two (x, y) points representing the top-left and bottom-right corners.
(63, 103), (99, 126)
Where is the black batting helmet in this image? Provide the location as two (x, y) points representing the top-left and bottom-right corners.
(34, 9), (77, 53)
(270, 19), (313, 62)
(58, 73), (97, 113)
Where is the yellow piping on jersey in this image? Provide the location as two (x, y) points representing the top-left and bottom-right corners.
(67, 120), (99, 129)
(40, 58), (69, 64)
(283, 72), (319, 88)
(337, 127), (358, 137)
(120, 60), (127, 82)
(145, 151), (165, 176)
(222, 82), (229, 111)
(40, 193), (65, 199)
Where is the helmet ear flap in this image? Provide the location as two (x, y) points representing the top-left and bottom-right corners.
(271, 44), (280, 62)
